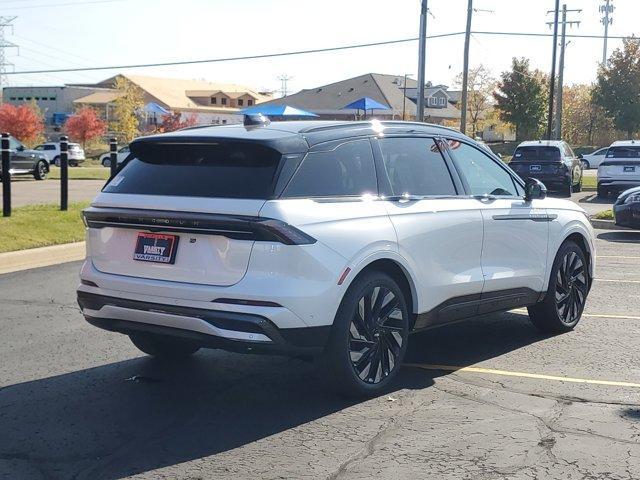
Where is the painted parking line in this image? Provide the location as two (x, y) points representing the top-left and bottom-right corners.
(511, 308), (640, 321)
(596, 278), (640, 284)
(405, 363), (640, 389)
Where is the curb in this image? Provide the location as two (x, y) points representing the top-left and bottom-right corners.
(589, 218), (632, 231)
(0, 242), (85, 275)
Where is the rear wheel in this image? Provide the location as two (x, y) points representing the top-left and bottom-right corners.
(53, 156), (60, 167)
(101, 157), (110, 167)
(580, 160), (590, 170)
(33, 160), (47, 180)
(129, 333), (200, 358)
(561, 182), (573, 197)
(574, 175), (582, 193)
(597, 184), (608, 198)
(321, 271), (410, 397)
(528, 241), (588, 334)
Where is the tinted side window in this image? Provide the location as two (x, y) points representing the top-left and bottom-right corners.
(447, 139), (519, 197)
(378, 137), (456, 196)
(8, 138), (22, 150)
(283, 139), (377, 197)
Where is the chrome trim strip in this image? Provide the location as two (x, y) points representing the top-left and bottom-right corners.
(492, 213), (557, 222)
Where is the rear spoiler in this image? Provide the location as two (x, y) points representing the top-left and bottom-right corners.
(601, 160), (640, 167)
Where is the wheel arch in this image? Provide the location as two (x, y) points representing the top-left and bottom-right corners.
(344, 255), (419, 326)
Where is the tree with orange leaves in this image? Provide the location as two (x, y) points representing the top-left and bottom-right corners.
(64, 107), (107, 148)
(0, 102), (45, 145)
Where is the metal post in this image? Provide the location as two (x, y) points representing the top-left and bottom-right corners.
(1, 132), (10, 217)
(416, 0), (428, 122)
(547, 0), (560, 140)
(460, 0), (473, 135)
(402, 74), (408, 121)
(555, 5), (567, 140)
(109, 137), (117, 178)
(60, 136), (68, 211)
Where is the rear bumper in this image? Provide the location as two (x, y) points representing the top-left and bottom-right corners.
(598, 180), (640, 192)
(77, 290), (330, 356)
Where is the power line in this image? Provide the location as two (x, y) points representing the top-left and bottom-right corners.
(0, 16), (17, 95)
(6, 32), (464, 76)
(4, 29), (638, 77)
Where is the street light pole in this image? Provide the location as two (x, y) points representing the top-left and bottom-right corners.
(460, 0), (473, 134)
(416, 0), (428, 122)
(546, 0), (560, 140)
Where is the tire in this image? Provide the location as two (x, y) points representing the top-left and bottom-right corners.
(597, 185), (608, 198)
(580, 160), (589, 170)
(101, 158), (110, 168)
(321, 271), (410, 397)
(69, 161), (78, 167)
(561, 182), (573, 197)
(574, 175), (582, 193)
(528, 241), (588, 334)
(53, 156), (60, 167)
(33, 160), (47, 180)
(129, 333), (200, 358)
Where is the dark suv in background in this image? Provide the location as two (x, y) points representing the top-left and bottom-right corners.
(509, 140), (582, 197)
(0, 136), (49, 181)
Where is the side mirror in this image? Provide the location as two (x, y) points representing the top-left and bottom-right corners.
(577, 153), (583, 159)
(524, 177), (547, 202)
(17, 145), (24, 152)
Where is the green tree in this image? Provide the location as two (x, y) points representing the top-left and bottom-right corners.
(562, 84), (615, 146)
(112, 76), (144, 142)
(493, 57), (547, 141)
(455, 64), (495, 136)
(594, 38), (640, 139)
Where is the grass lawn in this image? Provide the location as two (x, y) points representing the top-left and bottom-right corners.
(582, 175), (596, 191)
(0, 202), (89, 253)
(48, 167), (109, 181)
(593, 209), (614, 220)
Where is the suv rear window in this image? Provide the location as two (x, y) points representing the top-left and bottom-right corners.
(513, 146), (561, 162)
(103, 142), (281, 199)
(606, 146), (640, 158)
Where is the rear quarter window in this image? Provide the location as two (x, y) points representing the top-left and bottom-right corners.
(282, 139), (377, 198)
(103, 142), (282, 199)
(606, 146), (640, 158)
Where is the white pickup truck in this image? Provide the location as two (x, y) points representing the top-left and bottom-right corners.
(597, 140), (640, 198)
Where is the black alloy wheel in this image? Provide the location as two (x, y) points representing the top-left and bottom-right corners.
(528, 241), (588, 333)
(554, 250), (588, 325)
(349, 285), (406, 384)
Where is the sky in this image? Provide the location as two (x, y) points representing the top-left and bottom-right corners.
(1, 0), (638, 95)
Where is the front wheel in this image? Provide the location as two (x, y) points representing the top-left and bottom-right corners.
(33, 160), (47, 180)
(101, 158), (110, 167)
(129, 333), (200, 358)
(528, 241), (588, 334)
(321, 271), (410, 397)
(580, 160), (590, 170)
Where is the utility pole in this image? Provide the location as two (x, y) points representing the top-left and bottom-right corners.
(416, 0), (428, 122)
(554, 5), (581, 139)
(277, 74), (292, 97)
(600, 0), (614, 64)
(546, 1), (560, 140)
(460, 0), (473, 134)
(0, 17), (18, 103)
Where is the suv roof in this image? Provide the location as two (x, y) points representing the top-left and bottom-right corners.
(131, 120), (468, 154)
(610, 140), (640, 147)
(516, 140), (566, 148)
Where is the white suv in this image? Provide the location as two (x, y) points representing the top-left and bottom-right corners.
(77, 120), (596, 396)
(34, 142), (86, 166)
(597, 140), (640, 197)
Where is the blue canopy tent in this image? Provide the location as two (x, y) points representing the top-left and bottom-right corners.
(341, 97), (390, 119)
(239, 104), (318, 118)
(144, 102), (171, 115)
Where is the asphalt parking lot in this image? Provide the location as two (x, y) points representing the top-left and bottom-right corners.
(0, 179), (105, 208)
(1, 229), (639, 479)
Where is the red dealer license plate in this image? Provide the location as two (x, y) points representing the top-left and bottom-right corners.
(133, 232), (179, 264)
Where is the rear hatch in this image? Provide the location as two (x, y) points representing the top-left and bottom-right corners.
(86, 140), (287, 286)
(599, 145), (640, 181)
(509, 145), (562, 178)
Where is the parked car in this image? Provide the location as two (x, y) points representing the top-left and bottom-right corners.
(33, 142), (86, 166)
(509, 140), (583, 197)
(578, 147), (608, 169)
(613, 186), (640, 228)
(597, 140), (640, 198)
(77, 120), (595, 396)
(0, 136), (49, 181)
(99, 146), (130, 167)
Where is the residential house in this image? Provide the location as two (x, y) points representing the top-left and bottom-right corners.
(72, 74), (272, 127)
(260, 73), (462, 124)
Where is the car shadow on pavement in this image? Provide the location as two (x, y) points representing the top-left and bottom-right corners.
(597, 231), (640, 242)
(0, 312), (545, 480)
